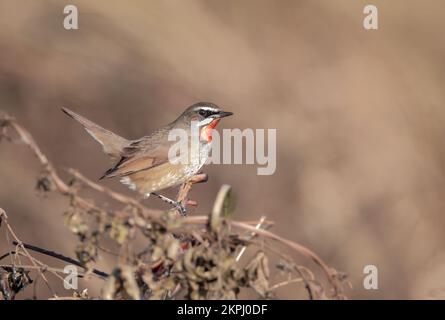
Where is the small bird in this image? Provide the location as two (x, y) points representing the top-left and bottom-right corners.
(62, 103), (233, 215)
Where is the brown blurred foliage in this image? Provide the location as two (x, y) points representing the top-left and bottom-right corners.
(1, 0), (445, 299)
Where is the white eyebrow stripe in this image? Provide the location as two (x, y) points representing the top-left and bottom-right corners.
(198, 107), (219, 112)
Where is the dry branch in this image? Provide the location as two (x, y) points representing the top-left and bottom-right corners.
(0, 110), (346, 300)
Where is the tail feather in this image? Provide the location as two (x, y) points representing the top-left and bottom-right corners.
(62, 107), (129, 160)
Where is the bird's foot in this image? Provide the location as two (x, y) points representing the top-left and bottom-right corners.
(151, 192), (187, 216)
(174, 203), (187, 216)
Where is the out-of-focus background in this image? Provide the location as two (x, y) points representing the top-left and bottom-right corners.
(1, 0), (445, 299)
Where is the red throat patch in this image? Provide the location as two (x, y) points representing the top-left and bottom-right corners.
(200, 119), (220, 142)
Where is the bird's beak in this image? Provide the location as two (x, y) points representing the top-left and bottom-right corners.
(215, 111), (233, 118)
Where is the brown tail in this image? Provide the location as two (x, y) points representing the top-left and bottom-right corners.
(62, 107), (129, 160)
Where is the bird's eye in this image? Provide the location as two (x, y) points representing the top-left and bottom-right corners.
(199, 109), (209, 117)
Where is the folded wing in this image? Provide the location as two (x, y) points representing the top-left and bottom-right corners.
(99, 136), (173, 179)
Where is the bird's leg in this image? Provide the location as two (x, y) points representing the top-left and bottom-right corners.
(150, 192), (187, 216)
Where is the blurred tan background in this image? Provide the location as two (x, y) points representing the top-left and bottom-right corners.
(1, 0), (445, 299)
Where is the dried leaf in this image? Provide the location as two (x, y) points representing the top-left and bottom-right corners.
(102, 267), (140, 300)
(109, 218), (131, 245)
(245, 252), (270, 297)
(0, 267), (33, 300)
(64, 209), (88, 236)
(76, 237), (98, 264)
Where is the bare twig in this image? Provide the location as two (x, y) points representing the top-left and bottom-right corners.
(229, 220), (340, 295)
(0, 110), (345, 299)
(1, 115), (164, 223)
(236, 216), (266, 261)
(0, 208), (55, 296)
(11, 241), (108, 278)
(269, 278), (304, 291)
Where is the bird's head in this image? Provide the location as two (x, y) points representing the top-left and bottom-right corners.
(179, 102), (233, 142)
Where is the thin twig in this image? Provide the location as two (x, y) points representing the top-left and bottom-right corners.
(11, 241), (108, 278)
(3, 117), (164, 224)
(229, 220), (340, 295)
(0, 264), (85, 277)
(269, 278), (304, 291)
(236, 216), (266, 261)
(0, 111), (344, 299)
(0, 209), (56, 296)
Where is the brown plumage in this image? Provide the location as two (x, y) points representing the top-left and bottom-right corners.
(62, 103), (233, 197)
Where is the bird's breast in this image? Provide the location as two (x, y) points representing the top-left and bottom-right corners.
(200, 119), (220, 142)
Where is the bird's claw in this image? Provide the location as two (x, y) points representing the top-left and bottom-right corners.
(174, 203), (187, 216)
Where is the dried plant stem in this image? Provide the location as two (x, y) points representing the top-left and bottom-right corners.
(175, 215), (340, 294)
(0, 264), (83, 277)
(0, 111), (344, 299)
(67, 168), (162, 216)
(269, 278), (304, 291)
(12, 241), (108, 278)
(229, 220), (339, 294)
(236, 216), (266, 261)
(3, 118), (164, 222)
(0, 208), (55, 296)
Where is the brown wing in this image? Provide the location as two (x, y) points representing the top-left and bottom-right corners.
(99, 130), (176, 179)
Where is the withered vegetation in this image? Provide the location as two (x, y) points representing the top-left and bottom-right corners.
(0, 110), (349, 300)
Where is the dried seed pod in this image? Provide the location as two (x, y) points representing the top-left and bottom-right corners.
(102, 266), (141, 300)
(210, 184), (235, 233)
